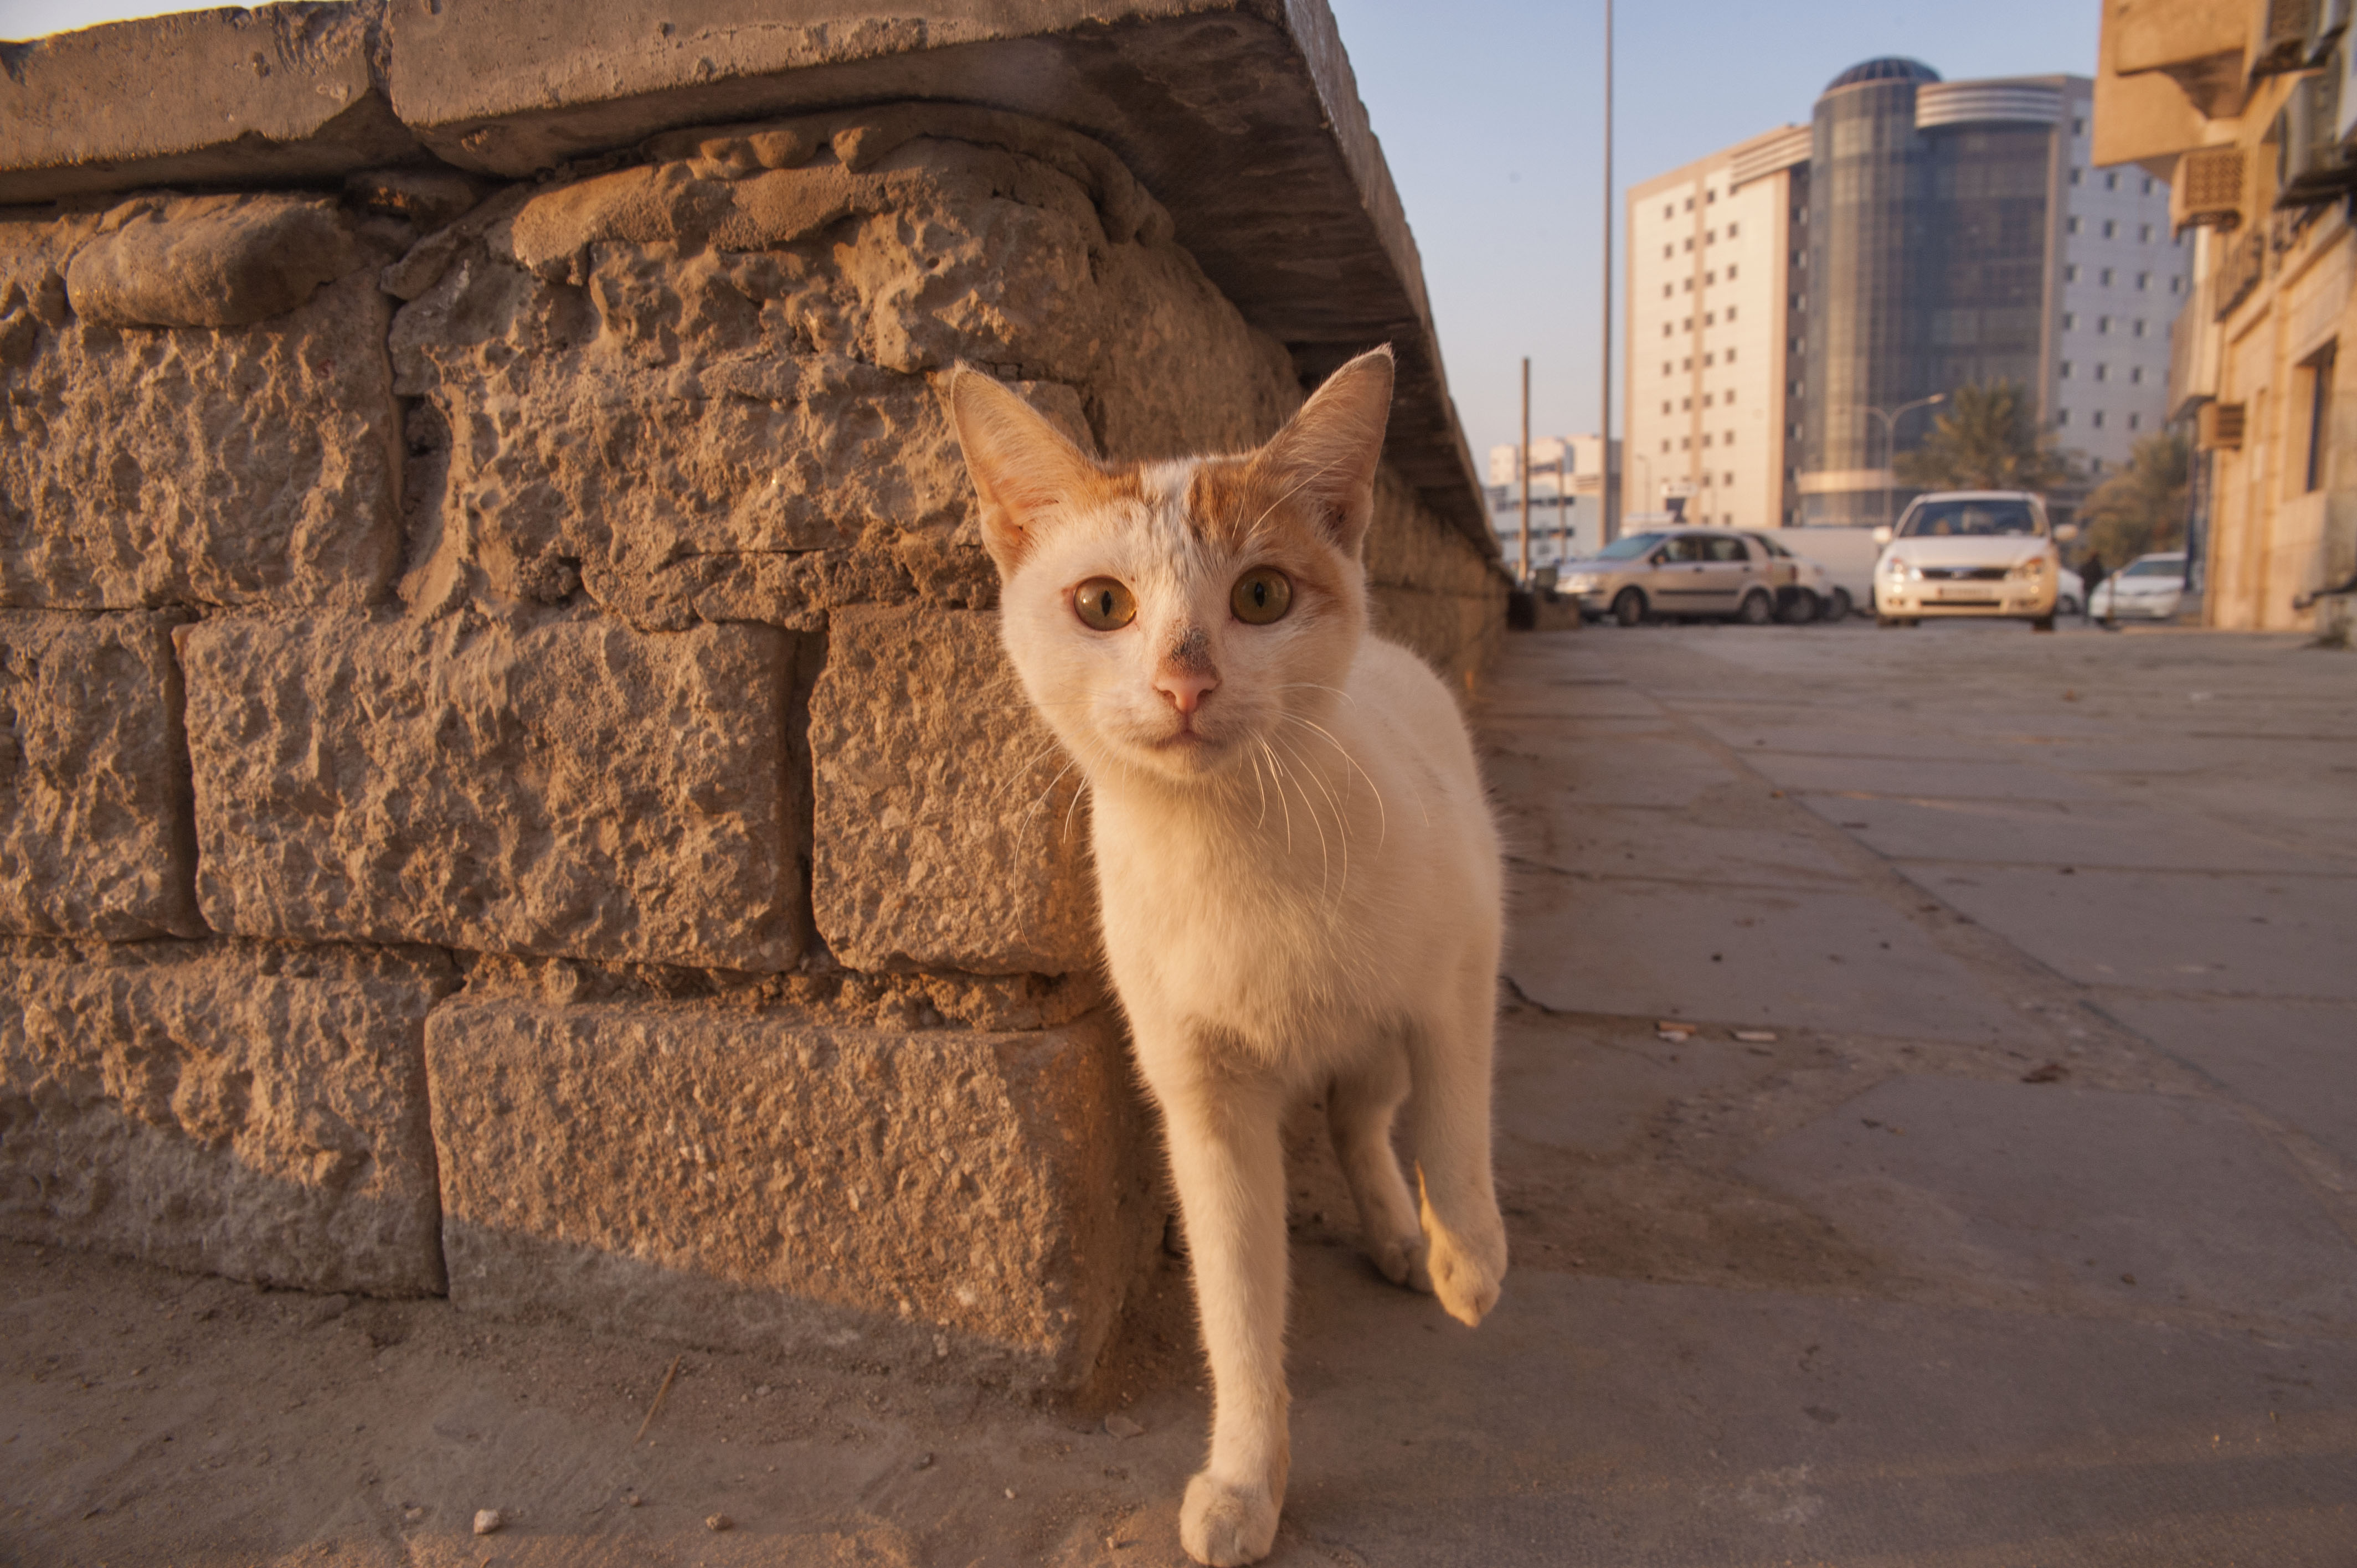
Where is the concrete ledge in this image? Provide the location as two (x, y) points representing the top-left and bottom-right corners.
(424, 996), (1157, 1389)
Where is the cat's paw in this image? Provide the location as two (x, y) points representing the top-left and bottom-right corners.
(1180, 1472), (1281, 1566)
(1369, 1231), (1429, 1291)
(1425, 1219), (1507, 1327)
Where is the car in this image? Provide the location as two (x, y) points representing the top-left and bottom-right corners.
(2088, 551), (2187, 621)
(1558, 528), (1783, 626)
(1740, 531), (1852, 622)
(1871, 491), (2077, 630)
(2056, 565), (2086, 617)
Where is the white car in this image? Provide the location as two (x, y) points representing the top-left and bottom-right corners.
(2090, 552), (2187, 621)
(1872, 491), (2076, 630)
(1740, 531), (1853, 622)
(2056, 565), (2086, 617)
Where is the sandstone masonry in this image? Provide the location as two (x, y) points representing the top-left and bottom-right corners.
(0, 0), (1506, 1388)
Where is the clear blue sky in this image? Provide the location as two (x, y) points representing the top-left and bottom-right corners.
(5, 0), (2101, 460)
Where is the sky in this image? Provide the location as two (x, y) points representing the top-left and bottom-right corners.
(5, 0), (2103, 461)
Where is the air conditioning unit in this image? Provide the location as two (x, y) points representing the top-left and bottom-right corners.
(2199, 401), (2247, 449)
(2253, 0), (2320, 75)
(2172, 147), (2247, 230)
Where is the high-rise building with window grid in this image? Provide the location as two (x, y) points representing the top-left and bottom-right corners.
(1624, 60), (2186, 531)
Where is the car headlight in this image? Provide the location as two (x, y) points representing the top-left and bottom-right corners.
(1882, 559), (1919, 581)
(2009, 558), (2049, 580)
(1561, 574), (1598, 592)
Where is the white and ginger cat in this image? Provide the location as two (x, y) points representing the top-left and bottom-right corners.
(948, 346), (1507, 1566)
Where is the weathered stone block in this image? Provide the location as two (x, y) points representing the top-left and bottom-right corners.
(0, 938), (455, 1294)
(425, 995), (1155, 1388)
(179, 611), (806, 971)
(386, 115), (1295, 630)
(809, 605), (1094, 974)
(0, 221), (402, 609)
(0, 611), (200, 940)
(65, 193), (364, 329)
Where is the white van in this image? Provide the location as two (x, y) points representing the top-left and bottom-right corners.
(1871, 491), (2078, 631)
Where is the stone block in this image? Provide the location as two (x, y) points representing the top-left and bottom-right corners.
(424, 994), (1156, 1388)
(0, 4), (418, 205)
(0, 611), (200, 941)
(0, 224), (402, 609)
(65, 193), (365, 330)
(178, 611), (806, 971)
(809, 605), (1095, 974)
(0, 938), (455, 1294)
(385, 117), (1294, 630)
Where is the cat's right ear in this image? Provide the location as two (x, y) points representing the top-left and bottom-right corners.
(945, 368), (1103, 574)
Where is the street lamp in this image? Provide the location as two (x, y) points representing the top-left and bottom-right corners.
(1867, 393), (1947, 529)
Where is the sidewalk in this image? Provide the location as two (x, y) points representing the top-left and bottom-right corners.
(5, 621), (2354, 1564)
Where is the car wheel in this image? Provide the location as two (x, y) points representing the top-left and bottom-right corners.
(2031, 614), (2056, 632)
(1736, 590), (1774, 626)
(2058, 595), (2081, 616)
(1829, 588), (1853, 621)
(1876, 615), (1916, 629)
(1779, 590), (1820, 626)
(1612, 587), (1648, 627)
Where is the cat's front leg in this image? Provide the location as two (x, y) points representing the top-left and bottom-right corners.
(1406, 961), (1510, 1327)
(1149, 1048), (1291, 1566)
(1327, 1046), (1428, 1291)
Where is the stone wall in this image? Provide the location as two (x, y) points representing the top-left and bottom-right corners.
(0, 76), (1503, 1388)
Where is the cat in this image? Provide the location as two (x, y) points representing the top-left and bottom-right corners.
(947, 345), (1507, 1567)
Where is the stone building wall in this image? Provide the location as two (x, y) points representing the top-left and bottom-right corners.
(0, 94), (1502, 1389)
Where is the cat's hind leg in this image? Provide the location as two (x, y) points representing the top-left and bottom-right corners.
(1149, 1047), (1290, 1566)
(1326, 1043), (1428, 1292)
(1404, 956), (1509, 1328)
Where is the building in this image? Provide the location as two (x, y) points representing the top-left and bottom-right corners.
(2096, 0), (2357, 635)
(1489, 436), (1620, 573)
(1625, 60), (2186, 530)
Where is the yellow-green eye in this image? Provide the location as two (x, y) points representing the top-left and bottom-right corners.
(1231, 567), (1293, 625)
(1073, 577), (1136, 630)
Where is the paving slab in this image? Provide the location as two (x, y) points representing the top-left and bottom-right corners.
(1509, 806), (1857, 887)
(1797, 792), (2328, 873)
(1745, 752), (2109, 802)
(1507, 871), (2025, 1041)
(1742, 1075), (2357, 1331)
(2096, 994), (2357, 1168)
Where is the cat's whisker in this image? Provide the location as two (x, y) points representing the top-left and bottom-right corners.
(1016, 754), (1085, 842)
(1060, 769), (1092, 847)
(1273, 730), (1349, 894)
(1256, 738), (1295, 855)
(1283, 714), (1387, 853)
(1247, 745), (1270, 830)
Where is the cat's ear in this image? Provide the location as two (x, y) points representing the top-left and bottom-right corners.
(1253, 344), (1394, 554)
(945, 367), (1104, 573)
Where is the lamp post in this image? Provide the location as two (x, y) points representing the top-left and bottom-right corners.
(1867, 393), (1947, 528)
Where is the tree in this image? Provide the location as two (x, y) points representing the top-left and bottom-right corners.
(1893, 383), (2077, 493)
(2078, 431), (2191, 568)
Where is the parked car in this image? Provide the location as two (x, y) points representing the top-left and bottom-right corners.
(1871, 491), (2077, 630)
(1558, 528), (1782, 626)
(2055, 565), (2086, 617)
(2088, 551), (2187, 620)
(1741, 531), (1852, 622)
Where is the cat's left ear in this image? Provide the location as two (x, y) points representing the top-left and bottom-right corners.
(1253, 344), (1394, 555)
(945, 367), (1105, 575)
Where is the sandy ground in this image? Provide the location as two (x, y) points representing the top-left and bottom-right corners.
(6, 616), (2356, 1565)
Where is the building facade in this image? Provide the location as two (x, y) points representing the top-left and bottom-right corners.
(2097, 0), (2357, 635)
(1488, 436), (1620, 572)
(1625, 60), (2186, 530)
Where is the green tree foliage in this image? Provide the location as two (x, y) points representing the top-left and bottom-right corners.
(1893, 383), (2077, 493)
(2078, 431), (2191, 568)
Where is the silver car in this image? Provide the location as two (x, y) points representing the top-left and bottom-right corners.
(2088, 552), (2187, 620)
(1560, 528), (1782, 626)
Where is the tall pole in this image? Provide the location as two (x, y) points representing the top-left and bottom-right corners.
(1519, 356), (1532, 581)
(1601, 0), (1615, 544)
(1558, 453), (1571, 560)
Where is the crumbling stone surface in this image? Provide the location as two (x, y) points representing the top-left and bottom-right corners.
(0, 937), (456, 1294)
(1, 216), (401, 610)
(0, 611), (201, 941)
(425, 995), (1156, 1388)
(385, 117), (1295, 631)
(65, 194), (366, 329)
(179, 610), (806, 971)
(1363, 467), (1511, 688)
(809, 606), (1095, 975)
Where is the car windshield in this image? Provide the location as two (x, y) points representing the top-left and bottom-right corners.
(1594, 532), (1666, 561)
(2124, 558), (2184, 578)
(1897, 499), (2041, 538)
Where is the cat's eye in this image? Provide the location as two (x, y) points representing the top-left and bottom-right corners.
(1230, 567), (1293, 625)
(1073, 577), (1137, 631)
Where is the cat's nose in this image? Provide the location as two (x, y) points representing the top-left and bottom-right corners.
(1155, 665), (1219, 715)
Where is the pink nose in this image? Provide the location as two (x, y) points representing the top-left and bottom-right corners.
(1156, 667), (1219, 715)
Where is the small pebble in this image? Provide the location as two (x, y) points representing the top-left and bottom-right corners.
(706, 1514), (733, 1533)
(1005, 1487), (1017, 1500)
(1733, 1029), (1777, 1044)
(402, 1505), (425, 1524)
(1104, 1412), (1146, 1440)
(472, 1508), (502, 1536)
(913, 1453), (934, 1471)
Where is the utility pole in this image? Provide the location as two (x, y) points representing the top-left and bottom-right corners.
(1519, 356), (1532, 581)
(1558, 449), (1571, 562)
(1601, 0), (1615, 544)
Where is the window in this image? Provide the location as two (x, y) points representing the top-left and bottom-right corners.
(1661, 439), (1671, 452)
(2100, 267), (2114, 286)
(1723, 430), (1735, 445)
(1663, 323), (1673, 338)
(2143, 177), (2154, 195)
(1725, 347), (1736, 362)
(2092, 410), (2106, 428)
(1663, 283), (1672, 298)
(1682, 357), (1692, 369)
(1705, 312), (1716, 326)
(2060, 360), (2073, 378)
(1702, 433), (1713, 447)
(1724, 388), (1736, 403)
(2130, 366), (2143, 384)
(1684, 197), (1694, 211)
(2072, 115), (2086, 136)
(2066, 264), (2081, 282)
(1663, 204), (1675, 220)
(2171, 275), (2184, 293)
(1706, 188), (1717, 203)
(1682, 278), (1692, 292)
(2103, 219), (2117, 238)
(2095, 363), (2109, 381)
(1728, 221), (1740, 237)
(1663, 244), (1674, 259)
(2068, 216), (2082, 234)
(2305, 342), (2336, 492)
(1705, 230), (1716, 244)
(1727, 305), (1739, 321)
(2057, 408), (2071, 426)
(2139, 224), (2153, 242)
(1681, 396), (1691, 410)
(2133, 319), (2146, 337)
(1727, 262), (1739, 278)
(1682, 316), (1692, 329)
(1700, 393), (1711, 408)
(1705, 534), (1748, 561)
(1707, 351), (1720, 365)
(1661, 400), (1672, 414)
(2097, 315), (2111, 333)
(1683, 237), (1693, 252)
(2070, 167), (2082, 185)
(2129, 412), (2142, 430)
(1662, 361), (1672, 375)
(2064, 312), (2077, 330)
(1705, 271), (1716, 285)
(1681, 437), (1690, 450)
(2104, 171), (2118, 190)
(2137, 271), (2150, 290)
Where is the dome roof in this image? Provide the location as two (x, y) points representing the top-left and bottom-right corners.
(1824, 57), (1942, 92)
